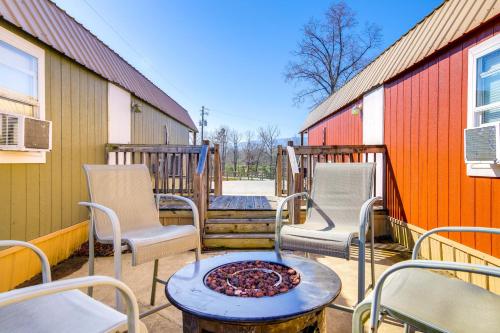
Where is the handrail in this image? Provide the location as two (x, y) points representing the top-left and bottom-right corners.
(286, 146), (300, 175)
(196, 144), (209, 175)
(107, 143), (203, 154)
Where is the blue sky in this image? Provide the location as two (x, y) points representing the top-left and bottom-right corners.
(54, 0), (442, 138)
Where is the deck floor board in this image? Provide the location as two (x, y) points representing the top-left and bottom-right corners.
(160, 195), (275, 210)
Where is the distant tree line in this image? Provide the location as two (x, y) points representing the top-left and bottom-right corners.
(207, 124), (285, 180)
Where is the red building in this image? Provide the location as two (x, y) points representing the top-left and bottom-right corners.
(301, 0), (500, 258)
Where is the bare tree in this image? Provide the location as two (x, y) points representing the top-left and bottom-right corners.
(258, 125), (280, 176)
(285, 1), (381, 106)
(242, 131), (255, 178)
(228, 129), (242, 175)
(209, 126), (229, 171)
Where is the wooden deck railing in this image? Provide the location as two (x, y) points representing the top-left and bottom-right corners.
(276, 143), (387, 223)
(106, 141), (223, 198)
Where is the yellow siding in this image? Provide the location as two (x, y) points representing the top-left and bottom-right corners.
(389, 218), (500, 294)
(131, 96), (190, 144)
(0, 221), (88, 292)
(0, 38), (108, 242)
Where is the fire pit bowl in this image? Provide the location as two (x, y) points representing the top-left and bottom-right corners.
(165, 251), (341, 333)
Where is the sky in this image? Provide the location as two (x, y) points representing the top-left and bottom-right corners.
(53, 0), (443, 138)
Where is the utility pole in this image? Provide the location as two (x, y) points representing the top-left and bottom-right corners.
(199, 106), (209, 142)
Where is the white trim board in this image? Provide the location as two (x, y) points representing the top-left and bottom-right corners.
(0, 25), (46, 164)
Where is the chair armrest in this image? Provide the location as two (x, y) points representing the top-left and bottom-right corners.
(368, 260), (500, 333)
(154, 194), (200, 233)
(274, 192), (309, 251)
(78, 202), (123, 281)
(358, 196), (383, 242)
(0, 275), (141, 333)
(412, 227), (500, 260)
(0, 240), (51, 283)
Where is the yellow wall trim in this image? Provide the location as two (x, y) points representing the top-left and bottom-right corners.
(0, 221), (89, 292)
(388, 217), (499, 293)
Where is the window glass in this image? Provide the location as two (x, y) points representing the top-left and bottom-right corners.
(0, 40), (38, 98)
(0, 97), (34, 116)
(476, 48), (500, 108)
(484, 107), (500, 123)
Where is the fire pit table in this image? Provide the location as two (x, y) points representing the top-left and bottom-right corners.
(165, 251), (341, 333)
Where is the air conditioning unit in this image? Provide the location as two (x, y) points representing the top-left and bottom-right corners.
(0, 112), (52, 151)
(464, 122), (500, 164)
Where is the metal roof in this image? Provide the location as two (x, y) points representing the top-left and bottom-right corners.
(0, 0), (197, 131)
(301, 0), (500, 131)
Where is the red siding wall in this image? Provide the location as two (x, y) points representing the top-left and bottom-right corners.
(384, 21), (500, 256)
(308, 102), (363, 145)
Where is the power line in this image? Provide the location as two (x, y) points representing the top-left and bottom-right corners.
(82, 0), (197, 105)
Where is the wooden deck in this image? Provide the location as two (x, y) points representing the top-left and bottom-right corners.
(209, 195), (273, 210)
(160, 195), (277, 211)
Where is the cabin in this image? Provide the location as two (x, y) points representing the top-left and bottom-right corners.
(0, 0), (197, 291)
(299, 0), (500, 272)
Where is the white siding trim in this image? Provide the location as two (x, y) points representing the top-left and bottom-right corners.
(467, 34), (500, 177)
(108, 83), (131, 144)
(0, 26), (45, 164)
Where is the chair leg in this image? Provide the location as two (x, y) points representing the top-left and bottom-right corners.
(150, 259), (159, 306)
(370, 211), (375, 289)
(358, 239), (366, 305)
(370, 229), (376, 289)
(88, 228), (95, 297)
(195, 244), (201, 261)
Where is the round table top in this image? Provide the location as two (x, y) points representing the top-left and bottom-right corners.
(165, 251), (341, 323)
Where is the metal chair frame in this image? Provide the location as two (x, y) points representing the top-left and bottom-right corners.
(0, 240), (141, 333)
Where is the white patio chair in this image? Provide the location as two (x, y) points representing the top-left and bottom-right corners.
(80, 164), (201, 314)
(275, 162), (381, 309)
(352, 227), (500, 333)
(0, 240), (145, 333)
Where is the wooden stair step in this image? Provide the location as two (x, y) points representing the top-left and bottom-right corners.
(205, 218), (276, 224)
(207, 210), (280, 219)
(203, 233), (275, 239)
(203, 233), (275, 249)
(205, 222), (274, 234)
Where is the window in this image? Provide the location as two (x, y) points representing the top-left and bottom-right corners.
(0, 26), (45, 163)
(469, 34), (500, 127)
(0, 29), (44, 119)
(467, 34), (500, 177)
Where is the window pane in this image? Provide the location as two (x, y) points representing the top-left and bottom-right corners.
(484, 107), (500, 124)
(0, 40), (38, 98)
(476, 49), (500, 107)
(0, 97), (34, 116)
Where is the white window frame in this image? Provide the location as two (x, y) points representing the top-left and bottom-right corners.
(0, 26), (46, 164)
(467, 33), (500, 177)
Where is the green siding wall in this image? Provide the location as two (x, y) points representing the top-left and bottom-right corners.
(0, 48), (108, 241)
(131, 96), (190, 144)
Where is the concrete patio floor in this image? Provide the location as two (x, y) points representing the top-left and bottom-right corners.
(61, 246), (410, 332)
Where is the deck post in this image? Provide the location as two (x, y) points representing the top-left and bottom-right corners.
(213, 144), (222, 196)
(276, 145), (283, 196)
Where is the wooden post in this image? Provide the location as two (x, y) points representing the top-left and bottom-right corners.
(293, 172), (303, 224)
(276, 145), (283, 196)
(213, 143), (222, 196)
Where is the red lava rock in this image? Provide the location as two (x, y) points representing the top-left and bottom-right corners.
(205, 260), (301, 297)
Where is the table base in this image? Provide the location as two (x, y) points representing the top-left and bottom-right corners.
(181, 308), (326, 333)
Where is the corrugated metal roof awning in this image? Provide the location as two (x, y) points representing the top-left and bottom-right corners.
(0, 0), (197, 131)
(301, 0), (500, 131)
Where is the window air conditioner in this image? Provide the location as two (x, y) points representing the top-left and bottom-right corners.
(464, 122), (500, 164)
(0, 112), (52, 151)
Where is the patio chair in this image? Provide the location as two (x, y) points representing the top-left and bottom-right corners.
(80, 164), (201, 314)
(352, 227), (500, 333)
(275, 162), (381, 308)
(0, 240), (145, 333)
